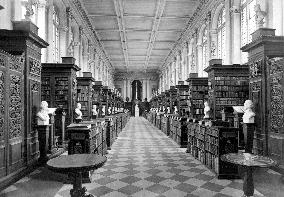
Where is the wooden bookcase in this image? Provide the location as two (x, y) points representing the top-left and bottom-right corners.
(176, 83), (190, 117)
(187, 122), (239, 178)
(92, 81), (103, 118)
(169, 86), (178, 113)
(186, 76), (208, 120)
(77, 72), (95, 120)
(0, 21), (48, 189)
(101, 86), (111, 116)
(41, 57), (80, 138)
(204, 60), (249, 120)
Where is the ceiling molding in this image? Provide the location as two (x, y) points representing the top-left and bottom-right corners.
(113, 0), (129, 72)
(144, 0), (166, 71)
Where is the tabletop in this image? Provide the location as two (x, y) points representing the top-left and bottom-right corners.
(47, 154), (107, 172)
(221, 153), (277, 167)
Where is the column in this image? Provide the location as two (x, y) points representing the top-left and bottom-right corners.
(94, 53), (99, 80)
(82, 54), (88, 72)
(98, 58), (102, 81)
(106, 67), (109, 86)
(273, 0), (283, 35)
(171, 61), (175, 86)
(192, 31), (198, 74)
(176, 54), (180, 84)
(184, 44), (189, 81)
(12, 0), (22, 21)
(37, 0), (47, 62)
(78, 27), (83, 71)
(127, 79), (131, 100)
(46, 3), (54, 62)
(66, 7), (72, 57)
(142, 79), (146, 101)
(123, 79), (127, 101)
(224, 0), (232, 64)
(147, 79), (151, 101)
(197, 44), (203, 77)
(231, 6), (241, 64)
(206, 12), (212, 63)
(210, 29), (218, 60)
(165, 67), (168, 90)
(74, 42), (80, 76)
(187, 42), (193, 74)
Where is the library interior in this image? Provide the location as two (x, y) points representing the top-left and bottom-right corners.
(0, 0), (284, 196)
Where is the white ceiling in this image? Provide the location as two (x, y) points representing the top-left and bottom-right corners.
(82, 0), (200, 73)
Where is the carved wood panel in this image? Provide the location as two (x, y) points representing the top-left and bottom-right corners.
(0, 50), (24, 178)
(268, 57), (284, 134)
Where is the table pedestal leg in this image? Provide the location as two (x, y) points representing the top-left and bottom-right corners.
(243, 167), (254, 197)
(70, 172), (94, 197)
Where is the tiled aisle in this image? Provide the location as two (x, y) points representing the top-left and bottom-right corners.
(0, 117), (270, 197)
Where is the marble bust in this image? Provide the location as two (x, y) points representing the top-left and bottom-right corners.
(108, 107), (112, 115)
(174, 106), (178, 114)
(243, 100), (255, 123)
(204, 101), (210, 119)
(92, 105), (98, 116)
(74, 103), (83, 122)
(37, 101), (50, 125)
(102, 105), (106, 116)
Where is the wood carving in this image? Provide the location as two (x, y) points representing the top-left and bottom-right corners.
(268, 57), (284, 133)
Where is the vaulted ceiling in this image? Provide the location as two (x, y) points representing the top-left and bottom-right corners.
(81, 0), (200, 73)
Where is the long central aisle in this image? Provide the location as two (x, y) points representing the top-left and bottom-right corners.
(84, 117), (263, 197)
(0, 117), (266, 197)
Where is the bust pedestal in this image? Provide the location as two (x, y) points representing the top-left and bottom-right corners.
(243, 123), (255, 153)
(38, 124), (51, 164)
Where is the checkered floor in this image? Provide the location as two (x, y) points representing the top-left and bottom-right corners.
(0, 117), (268, 197)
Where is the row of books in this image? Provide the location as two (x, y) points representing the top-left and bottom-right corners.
(216, 98), (246, 105)
(214, 86), (249, 91)
(214, 76), (248, 81)
(215, 91), (248, 98)
(215, 80), (249, 86)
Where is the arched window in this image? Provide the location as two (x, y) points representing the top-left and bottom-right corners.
(53, 8), (60, 62)
(202, 28), (208, 73)
(217, 7), (226, 63)
(241, 0), (257, 63)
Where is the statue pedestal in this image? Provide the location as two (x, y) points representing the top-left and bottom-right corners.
(134, 104), (139, 117)
(243, 123), (255, 153)
(135, 108), (139, 117)
(38, 124), (51, 164)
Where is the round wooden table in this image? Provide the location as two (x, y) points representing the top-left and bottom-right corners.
(47, 154), (107, 197)
(221, 153), (276, 197)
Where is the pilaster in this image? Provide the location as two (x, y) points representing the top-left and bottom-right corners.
(231, 5), (241, 64)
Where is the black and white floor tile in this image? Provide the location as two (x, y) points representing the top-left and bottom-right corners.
(0, 117), (278, 197)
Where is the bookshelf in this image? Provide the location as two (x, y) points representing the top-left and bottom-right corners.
(92, 81), (103, 118)
(176, 83), (190, 117)
(169, 86), (178, 114)
(41, 57), (80, 141)
(187, 122), (239, 178)
(186, 75), (208, 120)
(77, 72), (95, 120)
(204, 60), (249, 120)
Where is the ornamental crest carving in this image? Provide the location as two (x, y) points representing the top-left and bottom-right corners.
(269, 57), (284, 133)
(250, 81), (261, 92)
(249, 59), (262, 78)
(29, 57), (41, 76)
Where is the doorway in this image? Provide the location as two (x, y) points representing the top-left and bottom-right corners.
(131, 80), (142, 101)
